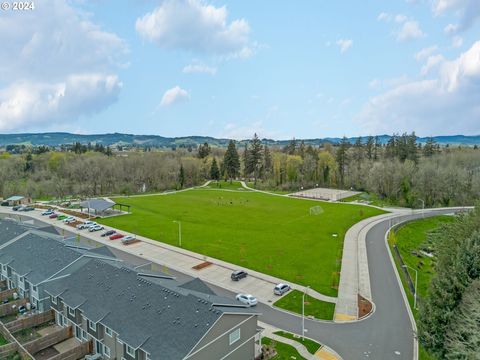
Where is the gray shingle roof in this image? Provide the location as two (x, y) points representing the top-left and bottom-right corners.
(179, 278), (215, 295)
(80, 199), (115, 213)
(0, 233), (82, 285)
(44, 259), (253, 359)
(0, 219), (29, 247)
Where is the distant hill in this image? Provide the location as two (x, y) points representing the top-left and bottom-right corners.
(0, 132), (478, 148)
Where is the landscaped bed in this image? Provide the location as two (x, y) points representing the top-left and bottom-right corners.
(99, 184), (384, 296)
(262, 336), (306, 360)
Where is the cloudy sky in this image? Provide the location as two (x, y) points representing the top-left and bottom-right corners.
(0, 0), (479, 138)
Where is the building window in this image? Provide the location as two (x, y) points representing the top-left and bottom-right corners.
(229, 328), (241, 345)
(32, 285), (37, 292)
(126, 345), (135, 356)
(89, 321), (96, 332)
(82, 329), (88, 341)
(104, 345), (111, 358)
(68, 306), (75, 317)
(51, 296), (57, 305)
(105, 326), (113, 337)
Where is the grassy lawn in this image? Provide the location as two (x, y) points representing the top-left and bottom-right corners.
(99, 188), (384, 296)
(273, 290), (336, 320)
(273, 331), (321, 354)
(204, 180), (250, 191)
(262, 337), (306, 360)
(388, 215), (455, 360)
(0, 333), (8, 346)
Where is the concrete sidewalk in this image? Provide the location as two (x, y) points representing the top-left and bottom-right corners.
(0, 207), (336, 305)
(260, 322), (341, 360)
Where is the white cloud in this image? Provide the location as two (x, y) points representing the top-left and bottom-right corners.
(452, 35), (464, 47)
(136, 0), (252, 57)
(397, 20), (425, 41)
(0, 0), (126, 131)
(0, 74), (122, 131)
(444, 23), (459, 35)
(357, 41), (480, 135)
(160, 86), (190, 107)
(182, 64), (217, 75)
(220, 121), (271, 140)
(377, 12), (391, 22)
(421, 54), (445, 75)
(432, 0), (480, 32)
(415, 45), (438, 61)
(395, 14), (409, 23)
(336, 39), (353, 53)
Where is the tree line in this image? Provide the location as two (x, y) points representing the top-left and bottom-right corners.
(0, 133), (479, 207)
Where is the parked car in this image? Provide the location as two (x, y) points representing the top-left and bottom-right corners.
(231, 270), (248, 281)
(235, 293), (258, 307)
(274, 283), (291, 296)
(49, 213), (58, 219)
(12, 205), (22, 211)
(101, 230), (116, 237)
(57, 215), (68, 220)
(109, 234), (124, 240)
(23, 206), (35, 211)
(63, 216), (75, 223)
(1, 201), (9, 206)
(41, 209), (54, 216)
(89, 225), (104, 232)
(77, 221), (96, 230)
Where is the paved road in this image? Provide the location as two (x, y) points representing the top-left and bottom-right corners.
(3, 208), (462, 359)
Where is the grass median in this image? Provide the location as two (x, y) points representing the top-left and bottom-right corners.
(273, 290), (336, 320)
(262, 337), (306, 360)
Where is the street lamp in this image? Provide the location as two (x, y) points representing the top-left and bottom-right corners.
(173, 220), (182, 247)
(402, 264), (418, 310)
(419, 199), (425, 218)
(302, 286), (310, 341)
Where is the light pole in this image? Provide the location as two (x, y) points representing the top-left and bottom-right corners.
(419, 199), (425, 218)
(173, 220), (182, 247)
(402, 264), (418, 310)
(302, 286), (310, 341)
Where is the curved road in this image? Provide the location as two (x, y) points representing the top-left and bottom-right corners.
(253, 209), (461, 360)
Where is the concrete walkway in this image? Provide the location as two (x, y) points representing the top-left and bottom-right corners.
(260, 322), (341, 360)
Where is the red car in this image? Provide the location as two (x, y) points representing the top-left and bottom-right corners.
(49, 214), (58, 219)
(109, 234), (124, 240)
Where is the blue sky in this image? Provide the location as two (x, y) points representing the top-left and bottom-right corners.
(0, 0), (479, 139)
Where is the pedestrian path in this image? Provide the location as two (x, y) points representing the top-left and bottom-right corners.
(260, 322), (341, 360)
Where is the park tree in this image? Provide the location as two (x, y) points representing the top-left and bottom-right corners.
(262, 145), (273, 179)
(223, 140), (240, 182)
(247, 133), (263, 185)
(198, 142), (211, 159)
(423, 137), (438, 157)
(284, 138), (297, 155)
(178, 164), (185, 188)
(210, 158), (220, 181)
(336, 137), (350, 186)
(365, 136), (374, 160)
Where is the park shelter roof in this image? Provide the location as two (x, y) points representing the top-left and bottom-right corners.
(80, 198), (116, 213)
(5, 196), (25, 201)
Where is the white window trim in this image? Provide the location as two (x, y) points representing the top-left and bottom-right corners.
(104, 345), (111, 358)
(229, 328), (241, 345)
(68, 306), (75, 317)
(89, 320), (97, 332)
(126, 344), (135, 356)
(51, 296), (57, 305)
(105, 326), (113, 337)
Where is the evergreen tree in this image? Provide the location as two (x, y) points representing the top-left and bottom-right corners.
(243, 143), (251, 177)
(336, 137), (350, 186)
(284, 138), (297, 155)
(423, 137), (437, 157)
(365, 136), (374, 160)
(353, 137), (364, 165)
(198, 142), (211, 159)
(263, 145), (273, 179)
(210, 158), (220, 181)
(299, 141), (306, 159)
(247, 133), (263, 185)
(373, 136), (380, 160)
(223, 140), (240, 183)
(178, 164), (185, 189)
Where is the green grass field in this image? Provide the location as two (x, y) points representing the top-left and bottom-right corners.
(389, 215), (455, 360)
(273, 331), (322, 354)
(204, 180), (250, 191)
(262, 337), (306, 360)
(100, 184), (384, 296)
(274, 290), (336, 320)
(0, 333), (8, 346)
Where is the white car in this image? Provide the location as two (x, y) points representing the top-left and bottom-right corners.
(77, 221), (96, 230)
(41, 209), (54, 216)
(274, 283), (291, 296)
(235, 293), (257, 307)
(63, 216), (75, 223)
(89, 225), (104, 232)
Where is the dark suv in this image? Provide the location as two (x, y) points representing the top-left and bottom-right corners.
(231, 270), (248, 281)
